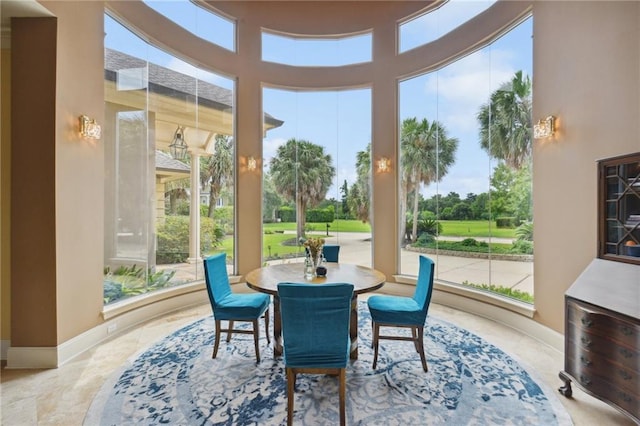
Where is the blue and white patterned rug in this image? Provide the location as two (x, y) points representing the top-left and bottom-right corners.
(85, 302), (572, 425)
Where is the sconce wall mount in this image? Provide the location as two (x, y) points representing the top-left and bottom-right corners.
(533, 115), (556, 139)
(377, 157), (391, 173)
(79, 115), (101, 140)
(247, 156), (257, 171)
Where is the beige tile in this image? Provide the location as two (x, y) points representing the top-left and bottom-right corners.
(1, 302), (635, 426)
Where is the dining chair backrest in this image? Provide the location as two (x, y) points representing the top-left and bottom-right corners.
(203, 253), (232, 310)
(413, 255), (435, 318)
(278, 282), (354, 368)
(322, 245), (340, 263)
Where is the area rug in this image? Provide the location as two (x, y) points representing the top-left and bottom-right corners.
(85, 302), (572, 425)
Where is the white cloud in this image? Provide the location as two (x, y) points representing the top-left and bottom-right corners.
(262, 137), (288, 167)
(423, 48), (516, 134)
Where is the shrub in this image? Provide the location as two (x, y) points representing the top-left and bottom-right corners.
(515, 222), (534, 241)
(417, 232), (435, 245)
(103, 264), (176, 304)
(156, 216), (224, 264)
(306, 207), (335, 223)
(277, 206), (296, 222)
(460, 238), (488, 248)
(511, 239), (534, 254)
(496, 217), (521, 228)
(462, 281), (534, 303)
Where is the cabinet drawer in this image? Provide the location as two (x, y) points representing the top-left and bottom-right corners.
(566, 329), (639, 372)
(566, 349), (639, 394)
(570, 371), (639, 420)
(567, 301), (639, 347)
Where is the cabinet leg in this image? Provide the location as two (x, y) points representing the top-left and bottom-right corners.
(558, 371), (573, 398)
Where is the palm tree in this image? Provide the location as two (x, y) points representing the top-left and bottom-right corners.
(401, 117), (458, 243)
(164, 178), (189, 215)
(270, 138), (335, 239)
(477, 70), (532, 170)
(348, 143), (371, 223)
(201, 135), (234, 218)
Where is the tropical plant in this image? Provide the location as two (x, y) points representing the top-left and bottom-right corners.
(347, 143), (371, 223)
(164, 178), (190, 215)
(201, 134), (234, 218)
(263, 171), (284, 222)
(400, 117), (458, 243)
(269, 138), (336, 239)
(477, 70), (532, 170)
(515, 221), (534, 241)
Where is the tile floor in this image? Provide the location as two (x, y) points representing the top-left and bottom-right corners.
(1, 301), (635, 425)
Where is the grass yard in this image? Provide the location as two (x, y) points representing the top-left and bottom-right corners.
(263, 219), (371, 233)
(208, 220), (518, 260)
(439, 220), (517, 239)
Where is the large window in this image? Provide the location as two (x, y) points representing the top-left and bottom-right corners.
(399, 0), (497, 53)
(143, 0), (235, 51)
(262, 88), (373, 266)
(103, 14), (236, 304)
(262, 31), (372, 66)
(398, 17), (533, 303)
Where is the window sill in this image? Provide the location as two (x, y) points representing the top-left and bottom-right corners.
(392, 274), (536, 318)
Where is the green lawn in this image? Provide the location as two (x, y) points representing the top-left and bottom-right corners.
(263, 219), (371, 233)
(209, 220), (517, 259)
(439, 220), (517, 239)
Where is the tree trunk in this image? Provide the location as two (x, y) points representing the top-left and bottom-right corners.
(208, 187), (217, 218)
(399, 183), (407, 244)
(296, 197), (305, 240)
(412, 177), (420, 243)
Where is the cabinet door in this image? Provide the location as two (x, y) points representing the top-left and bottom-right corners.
(599, 153), (640, 265)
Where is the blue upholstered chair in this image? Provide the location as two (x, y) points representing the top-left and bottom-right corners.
(322, 244), (341, 262)
(278, 282), (354, 426)
(367, 255), (435, 372)
(203, 253), (270, 363)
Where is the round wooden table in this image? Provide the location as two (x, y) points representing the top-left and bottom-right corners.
(245, 262), (386, 359)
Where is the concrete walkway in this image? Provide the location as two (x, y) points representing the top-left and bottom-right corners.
(310, 231), (533, 295)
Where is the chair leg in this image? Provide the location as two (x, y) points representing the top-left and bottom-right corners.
(339, 368), (346, 426)
(226, 320), (234, 342)
(213, 320), (222, 359)
(412, 327), (420, 353)
(416, 326), (428, 372)
(372, 322), (380, 370)
(286, 368), (296, 426)
(264, 308), (271, 344)
(252, 319), (261, 363)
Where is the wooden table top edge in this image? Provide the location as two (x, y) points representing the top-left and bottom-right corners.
(245, 262), (386, 296)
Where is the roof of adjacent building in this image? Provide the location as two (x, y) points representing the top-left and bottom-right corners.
(104, 48), (284, 129)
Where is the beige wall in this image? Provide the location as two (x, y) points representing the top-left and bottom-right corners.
(1, 47), (11, 343)
(9, 2), (105, 348)
(4, 0), (639, 362)
(532, 1), (640, 331)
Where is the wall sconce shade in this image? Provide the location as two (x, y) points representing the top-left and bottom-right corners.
(247, 156), (257, 171)
(377, 157), (391, 173)
(533, 115), (556, 139)
(79, 115), (101, 140)
(169, 126), (188, 160)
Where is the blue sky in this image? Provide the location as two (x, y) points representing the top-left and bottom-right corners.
(106, 1), (532, 201)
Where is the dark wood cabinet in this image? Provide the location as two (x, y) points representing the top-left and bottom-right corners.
(559, 259), (639, 424)
(598, 152), (640, 265)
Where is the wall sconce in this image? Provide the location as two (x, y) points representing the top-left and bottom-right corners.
(533, 115), (556, 139)
(377, 157), (391, 173)
(169, 126), (188, 160)
(247, 156), (257, 171)
(79, 115), (101, 140)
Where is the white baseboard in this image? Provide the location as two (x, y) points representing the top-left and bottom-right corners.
(1, 339), (11, 361)
(5, 286), (209, 369)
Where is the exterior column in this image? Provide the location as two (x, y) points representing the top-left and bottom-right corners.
(187, 151), (201, 264)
